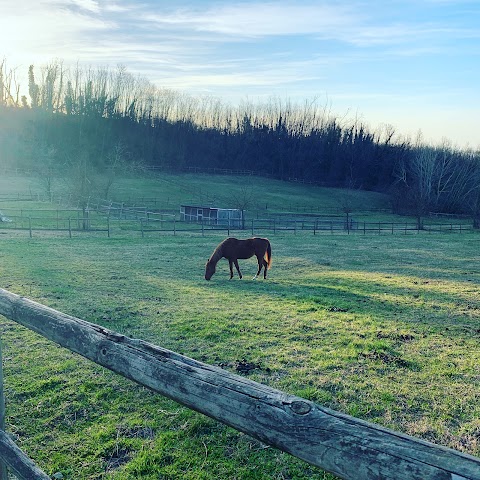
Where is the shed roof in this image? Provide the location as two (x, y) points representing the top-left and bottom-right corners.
(181, 205), (241, 211)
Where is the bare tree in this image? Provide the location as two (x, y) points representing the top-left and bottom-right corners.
(340, 189), (356, 232)
(0, 59), (21, 106)
(65, 151), (95, 229)
(35, 145), (57, 201)
(462, 152), (480, 228)
(397, 135), (453, 228)
(230, 181), (256, 229)
(98, 141), (130, 199)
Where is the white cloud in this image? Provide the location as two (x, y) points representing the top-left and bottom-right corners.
(70, 0), (101, 13)
(0, 0), (478, 146)
(141, 2), (359, 37)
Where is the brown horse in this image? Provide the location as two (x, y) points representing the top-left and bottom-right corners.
(205, 237), (272, 280)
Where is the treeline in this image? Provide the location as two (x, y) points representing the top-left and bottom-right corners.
(0, 59), (479, 226)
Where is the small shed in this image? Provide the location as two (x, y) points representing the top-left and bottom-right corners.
(180, 205), (244, 227)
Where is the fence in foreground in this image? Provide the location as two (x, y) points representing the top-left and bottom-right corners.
(0, 289), (479, 479)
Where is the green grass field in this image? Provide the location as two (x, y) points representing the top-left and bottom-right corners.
(0, 174), (479, 479)
(0, 231), (479, 479)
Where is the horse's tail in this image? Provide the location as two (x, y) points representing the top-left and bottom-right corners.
(265, 241), (272, 269)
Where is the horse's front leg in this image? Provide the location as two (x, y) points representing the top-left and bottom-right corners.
(228, 259), (234, 279)
(233, 259), (242, 279)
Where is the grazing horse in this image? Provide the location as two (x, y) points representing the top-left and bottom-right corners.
(205, 237), (272, 280)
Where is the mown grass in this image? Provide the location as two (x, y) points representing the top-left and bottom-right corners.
(0, 229), (479, 479)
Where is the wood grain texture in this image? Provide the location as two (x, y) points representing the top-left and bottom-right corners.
(0, 431), (50, 480)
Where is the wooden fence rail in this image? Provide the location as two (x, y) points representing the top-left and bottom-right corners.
(0, 431), (50, 480)
(0, 289), (479, 479)
(0, 216), (110, 238)
(0, 215), (475, 239)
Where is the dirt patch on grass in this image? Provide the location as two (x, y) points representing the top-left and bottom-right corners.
(359, 350), (413, 369)
(218, 359), (271, 375)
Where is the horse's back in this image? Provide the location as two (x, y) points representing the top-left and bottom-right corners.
(219, 237), (265, 259)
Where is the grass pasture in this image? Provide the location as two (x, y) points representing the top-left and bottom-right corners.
(0, 171), (392, 218)
(0, 230), (479, 479)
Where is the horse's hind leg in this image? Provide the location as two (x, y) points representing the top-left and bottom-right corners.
(263, 258), (268, 279)
(253, 255), (263, 280)
(233, 259), (243, 279)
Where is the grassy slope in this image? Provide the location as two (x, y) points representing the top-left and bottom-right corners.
(1, 172), (470, 226)
(0, 174), (478, 479)
(1, 172), (391, 217)
(110, 173), (391, 212)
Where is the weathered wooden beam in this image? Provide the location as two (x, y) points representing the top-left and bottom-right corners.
(0, 288), (479, 480)
(0, 339), (8, 480)
(0, 431), (50, 480)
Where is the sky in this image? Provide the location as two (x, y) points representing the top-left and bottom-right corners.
(1, 0), (479, 148)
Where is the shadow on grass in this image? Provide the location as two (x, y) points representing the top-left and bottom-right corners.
(201, 268), (480, 341)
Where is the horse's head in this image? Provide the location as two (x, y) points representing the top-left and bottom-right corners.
(205, 259), (216, 280)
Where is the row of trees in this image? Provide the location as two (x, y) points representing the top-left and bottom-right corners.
(393, 139), (480, 227)
(0, 59), (479, 226)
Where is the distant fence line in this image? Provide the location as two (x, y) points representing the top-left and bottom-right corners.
(0, 190), (472, 221)
(0, 214), (110, 238)
(142, 218), (476, 236)
(0, 191), (387, 216)
(0, 167), (475, 219)
(0, 212), (476, 238)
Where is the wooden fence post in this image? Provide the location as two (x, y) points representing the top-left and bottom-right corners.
(28, 218), (32, 238)
(0, 337), (8, 480)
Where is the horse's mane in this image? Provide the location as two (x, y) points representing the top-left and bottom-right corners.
(208, 241), (224, 265)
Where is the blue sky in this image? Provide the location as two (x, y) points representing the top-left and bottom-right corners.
(1, 0), (479, 147)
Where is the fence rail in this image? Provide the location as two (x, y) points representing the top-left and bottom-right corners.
(0, 207), (476, 238)
(0, 289), (479, 479)
(0, 215), (110, 238)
